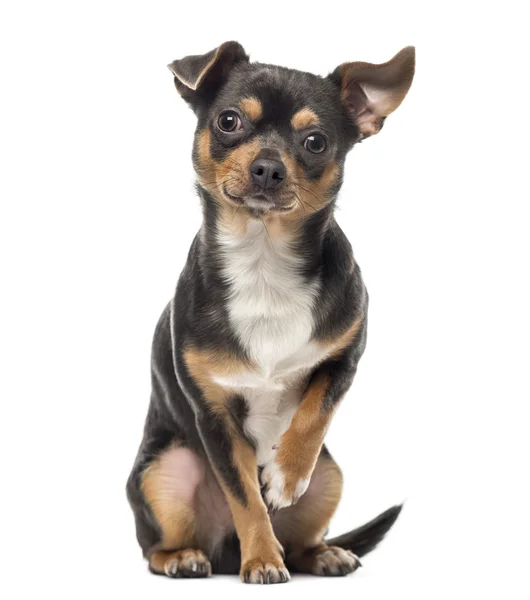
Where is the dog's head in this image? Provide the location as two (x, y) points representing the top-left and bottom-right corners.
(169, 42), (414, 219)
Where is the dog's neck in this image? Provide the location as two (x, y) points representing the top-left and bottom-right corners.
(197, 186), (336, 277)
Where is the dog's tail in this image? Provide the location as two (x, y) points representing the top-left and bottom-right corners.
(325, 504), (403, 558)
(213, 504), (403, 574)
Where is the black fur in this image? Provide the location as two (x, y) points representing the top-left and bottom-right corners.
(326, 504), (403, 557)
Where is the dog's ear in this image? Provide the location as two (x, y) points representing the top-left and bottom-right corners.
(331, 46), (415, 139)
(168, 41), (248, 110)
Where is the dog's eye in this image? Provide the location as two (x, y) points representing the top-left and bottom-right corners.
(218, 111), (242, 133)
(304, 134), (326, 154)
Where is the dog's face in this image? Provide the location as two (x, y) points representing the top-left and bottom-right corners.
(169, 42), (414, 220)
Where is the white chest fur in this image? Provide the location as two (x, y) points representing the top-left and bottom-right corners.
(217, 220), (327, 465)
(218, 220), (321, 375)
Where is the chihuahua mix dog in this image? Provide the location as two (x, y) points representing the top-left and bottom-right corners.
(126, 42), (415, 584)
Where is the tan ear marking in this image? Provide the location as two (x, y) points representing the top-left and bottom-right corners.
(240, 97), (262, 121)
(291, 108), (319, 130)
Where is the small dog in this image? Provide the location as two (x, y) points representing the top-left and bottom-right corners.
(127, 41), (415, 584)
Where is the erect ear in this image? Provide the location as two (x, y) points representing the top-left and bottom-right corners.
(331, 46), (415, 139)
(168, 41), (248, 109)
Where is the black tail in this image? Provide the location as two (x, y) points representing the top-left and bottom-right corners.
(326, 504), (403, 558)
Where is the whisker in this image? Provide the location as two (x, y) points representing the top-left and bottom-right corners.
(293, 184), (323, 206)
(223, 157), (247, 175)
(291, 188), (318, 212)
(292, 192), (307, 213)
(198, 176), (240, 191)
(260, 217), (276, 252)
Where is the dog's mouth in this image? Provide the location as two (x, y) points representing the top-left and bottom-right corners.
(223, 187), (245, 205)
(223, 187), (295, 214)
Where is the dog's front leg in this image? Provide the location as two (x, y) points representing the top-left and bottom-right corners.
(261, 346), (360, 512)
(182, 347), (288, 583)
(195, 405), (288, 583)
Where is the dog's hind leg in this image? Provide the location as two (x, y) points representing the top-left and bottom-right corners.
(272, 448), (360, 576)
(128, 443), (213, 578)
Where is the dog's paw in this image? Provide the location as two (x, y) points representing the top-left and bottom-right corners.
(260, 455), (310, 512)
(241, 557), (290, 584)
(312, 547), (361, 577)
(163, 549), (212, 578)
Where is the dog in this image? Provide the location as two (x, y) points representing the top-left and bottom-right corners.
(126, 41), (415, 584)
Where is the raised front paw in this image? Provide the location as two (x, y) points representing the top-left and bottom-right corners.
(260, 451), (311, 512)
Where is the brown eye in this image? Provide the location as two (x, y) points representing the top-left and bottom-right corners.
(304, 133), (326, 153)
(218, 111), (242, 132)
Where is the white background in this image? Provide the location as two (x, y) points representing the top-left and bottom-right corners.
(1, 1), (529, 598)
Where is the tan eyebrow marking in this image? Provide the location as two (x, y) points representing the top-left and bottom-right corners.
(291, 108), (319, 130)
(239, 97), (262, 121)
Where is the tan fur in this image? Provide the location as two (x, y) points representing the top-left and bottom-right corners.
(319, 314), (363, 358)
(141, 446), (197, 550)
(194, 129), (259, 234)
(183, 346), (253, 408)
(295, 160), (340, 212)
(291, 108), (319, 130)
(149, 548), (211, 576)
(216, 139), (261, 195)
(228, 437), (285, 577)
(240, 97), (262, 121)
(273, 374), (334, 497)
(195, 128), (212, 167)
(280, 151), (340, 213)
(195, 128), (260, 200)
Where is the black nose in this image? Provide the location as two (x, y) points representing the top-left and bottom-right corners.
(250, 158), (286, 189)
